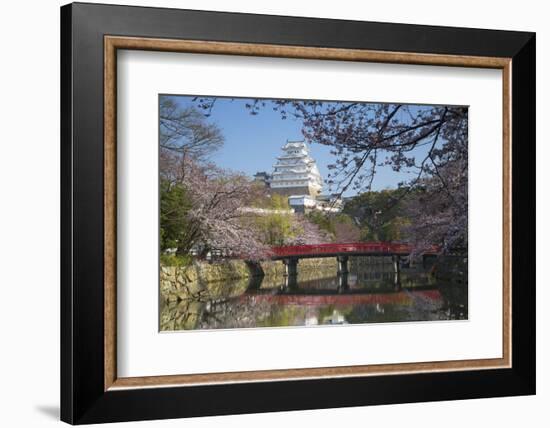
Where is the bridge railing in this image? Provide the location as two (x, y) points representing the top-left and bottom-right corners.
(271, 242), (439, 257)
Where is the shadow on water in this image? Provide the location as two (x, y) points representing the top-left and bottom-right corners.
(161, 256), (468, 331)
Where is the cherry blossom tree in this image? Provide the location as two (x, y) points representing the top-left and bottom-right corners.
(191, 97), (468, 253)
(160, 97), (224, 163)
(160, 98), (328, 258)
(162, 152), (271, 259)
(286, 214), (331, 245)
(160, 98), (270, 259)
(163, 155), (328, 257)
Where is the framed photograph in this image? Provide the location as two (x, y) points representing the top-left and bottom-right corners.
(61, 2), (535, 424)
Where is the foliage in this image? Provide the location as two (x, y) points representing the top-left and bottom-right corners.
(160, 178), (192, 252)
(253, 194), (328, 246)
(287, 214), (331, 245)
(343, 189), (412, 241)
(160, 97), (270, 259)
(159, 97), (224, 164)
(179, 158), (270, 259)
(305, 212), (360, 243)
(159, 253), (192, 268)
(161, 94), (469, 256)
(381, 216), (411, 241)
(306, 211), (336, 236)
(256, 194), (295, 245)
(331, 214), (361, 242)
(192, 97), (468, 252)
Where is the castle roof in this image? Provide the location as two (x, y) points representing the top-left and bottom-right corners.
(281, 140), (308, 150)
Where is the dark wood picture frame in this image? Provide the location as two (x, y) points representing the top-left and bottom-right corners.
(61, 2), (536, 424)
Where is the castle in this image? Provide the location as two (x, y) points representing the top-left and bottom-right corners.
(254, 140), (341, 213)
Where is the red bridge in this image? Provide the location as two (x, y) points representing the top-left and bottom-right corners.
(271, 242), (439, 259)
(267, 242), (440, 288)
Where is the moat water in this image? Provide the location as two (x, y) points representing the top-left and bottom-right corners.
(160, 257), (468, 331)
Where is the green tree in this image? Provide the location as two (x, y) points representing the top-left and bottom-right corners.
(306, 210), (335, 236)
(331, 214), (360, 242)
(160, 178), (194, 253)
(343, 188), (413, 242)
(381, 216), (411, 241)
(305, 212), (360, 242)
(255, 195), (294, 245)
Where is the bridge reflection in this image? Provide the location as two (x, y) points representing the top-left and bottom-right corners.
(161, 259), (467, 331)
(245, 271), (436, 295)
(200, 278), (446, 327)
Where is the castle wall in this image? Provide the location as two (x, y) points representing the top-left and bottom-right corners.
(270, 186), (316, 197)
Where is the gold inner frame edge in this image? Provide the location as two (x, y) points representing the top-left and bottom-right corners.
(104, 36), (512, 391)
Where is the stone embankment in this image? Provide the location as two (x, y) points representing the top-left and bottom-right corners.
(161, 258), (338, 301)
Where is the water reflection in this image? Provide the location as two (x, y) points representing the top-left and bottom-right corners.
(160, 259), (468, 331)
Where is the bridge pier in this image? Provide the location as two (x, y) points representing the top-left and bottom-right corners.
(338, 272), (349, 291)
(283, 274), (298, 289)
(282, 258), (299, 277)
(337, 255), (349, 275)
(337, 256), (350, 291)
(392, 255), (401, 289)
(282, 258), (299, 290)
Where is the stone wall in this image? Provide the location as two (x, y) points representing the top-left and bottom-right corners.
(160, 257), (338, 300)
(270, 186), (316, 197)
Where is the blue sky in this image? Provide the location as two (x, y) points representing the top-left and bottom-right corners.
(164, 95), (424, 196)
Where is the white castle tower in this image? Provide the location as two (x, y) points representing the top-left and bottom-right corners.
(270, 140), (323, 197)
